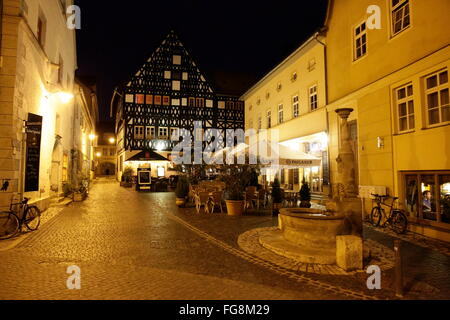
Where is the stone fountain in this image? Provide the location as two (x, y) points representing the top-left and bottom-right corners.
(257, 108), (363, 270)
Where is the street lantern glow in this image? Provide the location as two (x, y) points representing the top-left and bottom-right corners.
(96, 152), (102, 157)
(89, 134), (97, 141)
(109, 137), (116, 144)
(56, 92), (74, 103)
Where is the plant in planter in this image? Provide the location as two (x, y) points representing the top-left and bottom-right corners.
(175, 175), (190, 207)
(121, 167), (133, 187)
(220, 165), (253, 216)
(271, 178), (283, 215)
(299, 177), (312, 208)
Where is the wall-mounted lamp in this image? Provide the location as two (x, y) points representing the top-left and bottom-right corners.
(89, 134), (97, 141)
(377, 137), (384, 149)
(109, 137), (116, 144)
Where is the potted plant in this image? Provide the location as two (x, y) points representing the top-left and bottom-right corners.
(271, 178), (283, 215)
(175, 175), (189, 207)
(221, 166), (252, 216)
(299, 178), (312, 208)
(120, 167), (133, 187)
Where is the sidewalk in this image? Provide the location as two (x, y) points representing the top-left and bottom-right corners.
(0, 197), (72, 252)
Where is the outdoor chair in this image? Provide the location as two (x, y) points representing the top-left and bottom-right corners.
(256, 189), (267, 210)
(208, 191), (224, 213)
(194, 191), (213, 214)
(244, 190), (258, 211)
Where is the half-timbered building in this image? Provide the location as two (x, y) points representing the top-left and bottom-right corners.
(111, 31), (245, 179)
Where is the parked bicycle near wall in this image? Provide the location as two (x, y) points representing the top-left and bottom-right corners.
(369, 193), (408, 234)
(0, 196), (41, 240)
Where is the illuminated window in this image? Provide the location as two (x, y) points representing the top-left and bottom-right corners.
(154, 95), (162, 105)
(206, 99), (213, 108)
(182, 72), (188, 80)
(172, 99), (180, 106)
(170, 128), (179, 140)
(146, 95), (153, 105)
(172, 80), (180, 91)
(424, 69), (449, 126)
(293, 95), (299, 118)
(391, 0), (410, 36)
(125, 94), (134, 103)
(163, 96), (170, 106)
(164, 71), (171, 79)
(309, 85), (318, 111)
(157, 167), (165, 177)
(354, 21), (367, 60)
(173, 55), (181, 65)
(135, 94), (144, 104)
(395, 84), (415, 132)
(218, 101), (225, 109)
(181, 98), (187, 106)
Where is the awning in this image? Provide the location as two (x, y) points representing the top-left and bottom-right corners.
(125, 149), (169, 162)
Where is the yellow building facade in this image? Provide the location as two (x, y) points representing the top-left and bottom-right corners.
(324, 0), (450, 241)
(241, 38), (329, 196)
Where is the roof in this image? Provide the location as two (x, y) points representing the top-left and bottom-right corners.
(125, 150), (170, 162)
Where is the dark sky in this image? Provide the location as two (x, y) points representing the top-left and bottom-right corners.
(75, 0), (328, 129)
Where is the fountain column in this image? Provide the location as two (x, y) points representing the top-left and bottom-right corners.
(334, 108), (362, 236)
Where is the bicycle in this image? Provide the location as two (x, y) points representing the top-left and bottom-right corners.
(0, 196), (41, 240)
(369, 193), (408, 234)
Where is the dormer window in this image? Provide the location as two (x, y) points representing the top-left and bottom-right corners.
(173, 55), (181, 65)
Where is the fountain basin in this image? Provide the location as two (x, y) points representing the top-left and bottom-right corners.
(279, 208), (345, 250)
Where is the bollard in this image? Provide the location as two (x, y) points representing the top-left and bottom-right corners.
(394, 240), (403, 298)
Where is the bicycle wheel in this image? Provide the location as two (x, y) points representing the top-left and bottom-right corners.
(0, 212), (20, 240)
(370, 207), (382, 227)
(24, 206), (41, 231)
(390, 210), (408, 234)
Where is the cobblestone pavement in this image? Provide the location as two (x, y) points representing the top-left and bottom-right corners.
(0, 183), (348, 300)
(1, 183), (448, 300)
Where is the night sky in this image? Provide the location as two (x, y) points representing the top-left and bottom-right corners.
(74, 0), (328, 129)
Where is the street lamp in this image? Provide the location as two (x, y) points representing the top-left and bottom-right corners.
(96, 152), (102, 157)
(109, 137), (116, 144)
(89, 134), (97, 141)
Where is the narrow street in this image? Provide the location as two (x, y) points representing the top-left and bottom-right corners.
(0, 181), (349, 300)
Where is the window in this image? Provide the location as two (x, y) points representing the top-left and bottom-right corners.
(172, 71), (181, 80)
(37, 11), (46, 47)
(146, 126), (155, 139)
(58, 55), (64, 85)
(154, 95), (162, 105)
(293, 95), (299, 118)
(267, 110), (272, 129)
(188, 97), (195, 107)
(308, 58), (316, 72)
(125, 94), (134, 103)
(164, 71), (171, 79)
(354, 21), (367, 60)
(218, 101), (225, 109)
(170, 128), (179, 140)
(181, 98), (188, 106)
(109, 148), (115, 156)
(157, 167), (165, 177)
(158, 127), (168, 139)
(172, 80), (180, 91)
(309, 85), (318, 111)
(135, 94), (144, 104)
(291, 72), (297, 82)
(258, 116), (262, 130)
(395, 84), (415, 132)
(163, 96), (170, 106)
(196, 98), (205, 108)
(278, 104), (284, 124)
(134, 126), (144, 140)
(391, 0), (410, 36)
(182, 72), (188, 80)
(403, 171), (450, 224)
(424, 70), (449, 126)
(172, 99), (180, 106)
(146, 95), (153, 105)
(173, 55), (181, 65)
(226, 101), (234, 109)
(206, 99), (213, 108)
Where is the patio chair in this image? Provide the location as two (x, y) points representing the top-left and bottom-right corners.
(194, 191), (213, 214)
(245, 190), (258, 210)
(256, 189), (267, 210)
(209, 191), (223, 213)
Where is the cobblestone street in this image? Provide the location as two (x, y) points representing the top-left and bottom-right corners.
(0, 181), (449, 300)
